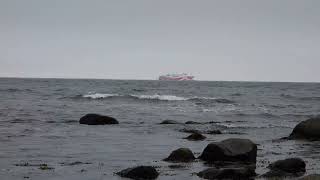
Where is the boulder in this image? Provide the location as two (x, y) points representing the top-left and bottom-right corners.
(199, 138), (257, 163)
(299, 174), (320, 180)
(184, 132), (206, 141)
(197, 167), (256, 180)
(116, 166), (159, 180)
(290, 117), (320, 140)
(261, 158), (306, 178)
(159, 120), (181, 124)
(164, 148), (195, 162)
(79, 114), (119, 125)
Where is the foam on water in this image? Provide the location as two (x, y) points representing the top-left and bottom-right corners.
(130, 94), (188, 101)
(83, 93), (120, 99)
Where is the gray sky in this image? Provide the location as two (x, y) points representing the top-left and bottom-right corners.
(0, 0), (319, 82)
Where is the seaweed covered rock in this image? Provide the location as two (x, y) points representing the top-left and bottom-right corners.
(290, 117), (320, 140)
(199, 138), (257, 164)
(79, 114), (119, 125)
(116, 166), (159, 180)
(164, 148), (195, 162)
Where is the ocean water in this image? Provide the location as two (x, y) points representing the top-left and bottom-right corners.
(0, 78), (319, 179)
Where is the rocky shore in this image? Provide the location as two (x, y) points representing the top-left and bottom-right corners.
(76, 114), (320, 179)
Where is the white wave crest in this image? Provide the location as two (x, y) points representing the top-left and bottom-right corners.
(83, 93), (119, 99)
(131, 94), (188, 101)
(81, 93), (229, 102)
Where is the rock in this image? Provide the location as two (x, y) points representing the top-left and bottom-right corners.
(179, 128), (201, 134)
(268, 158), (306, 173)
(185, 121), (202, 124)
(197, 167), (256, 180)
(116, 166), (159, 180)
(184, 132), (206, 141)
(261, 158), (306, 178)
(39, 164), (54, 170)
(300, 174), (320, 180)
(199, 138), (257, 164)
(79, 114), (119, 125)
(290, 117), (320, 140)
(159, 120), (181, 124)
(206, 130), (222, 134)
(164, 148), (195, 162)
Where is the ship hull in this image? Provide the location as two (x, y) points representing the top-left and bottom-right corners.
(158, 76), (194, 81)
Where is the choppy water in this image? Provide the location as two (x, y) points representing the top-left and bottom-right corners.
(0, 78), (319, 179)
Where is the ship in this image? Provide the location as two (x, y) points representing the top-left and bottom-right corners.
(158, 73), (194, 81)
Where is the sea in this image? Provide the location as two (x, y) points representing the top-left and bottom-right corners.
(0, 78), (319, 179)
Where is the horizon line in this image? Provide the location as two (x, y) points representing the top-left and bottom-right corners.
(0, 76), (319, 84)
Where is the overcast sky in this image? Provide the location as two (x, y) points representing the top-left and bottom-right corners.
(0, 0), (319, 82)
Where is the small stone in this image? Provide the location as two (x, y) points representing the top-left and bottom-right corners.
(159, 120), (181, 124)
(184, 132), (206, 141)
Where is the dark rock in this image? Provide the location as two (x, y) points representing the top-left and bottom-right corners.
(39, 164), (54, 170)
(168, 164), (186, 169)
(164, 148), (195, 162)
(79, 114), (119, 125)
(197, 167), (256, 180)
(268, 158), (306, 173)
(290, 117), (320, 140)
(179, 128), (201, 134)
(159, 120), (181, 124)
(199, 138), (257, 163)
(261, 158), (306, 178)
(184, 132), (206, 141)
(14, 162), (47, 167)
(299, 174), (320, 180)
(185, 121), (202, 124)
(206, 130), (222, 135)
(116, 166), (159, 180)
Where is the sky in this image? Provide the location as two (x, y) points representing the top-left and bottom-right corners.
(0, 0), (319, 82)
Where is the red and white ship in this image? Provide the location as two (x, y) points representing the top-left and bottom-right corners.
(158, 73), (194, 81)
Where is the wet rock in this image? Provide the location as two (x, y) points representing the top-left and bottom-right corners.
(261, 158), (306, 178)
(290, 117), (320, 140)
(199, 138), (257, 164)
(39, 164), (54, 170)
(184, 132), (206, 141)
(164, 148), (195, 162)
(79, 114), (119, 125)
(159, 120), (181, 124)
(179, 128), (201, 134)
(116, 166), (159, 180)
(299, 174), (320, 180)
(185, 121), (202, 124)
(206, 130), (222, 135)
(14, 162), (47, 167)
(197, 167), (256, 180)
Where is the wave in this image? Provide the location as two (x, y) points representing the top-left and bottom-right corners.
(0, 88), (33, 93)
(80, 93), (235, 103)
(218, 122), (292, 129)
